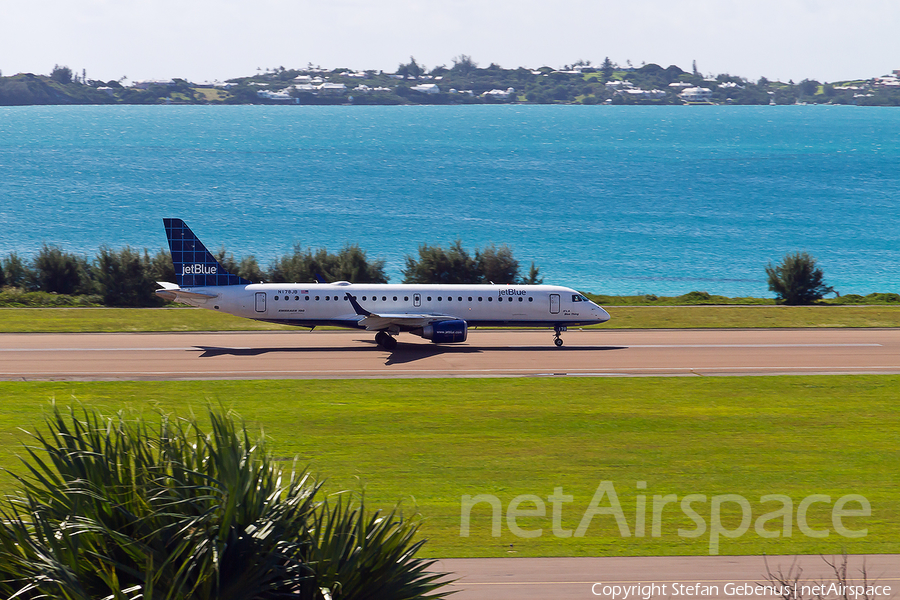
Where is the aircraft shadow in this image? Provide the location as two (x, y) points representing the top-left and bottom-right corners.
(196, 343), (626, 365)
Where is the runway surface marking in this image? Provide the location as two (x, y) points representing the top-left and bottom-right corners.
(2, 329), (899, 380)
(0, 343), (883, 352)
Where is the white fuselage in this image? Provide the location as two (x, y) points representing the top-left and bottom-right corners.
(174, 282), (610, 330)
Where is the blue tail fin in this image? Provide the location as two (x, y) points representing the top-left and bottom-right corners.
(163, 218), (250, 287)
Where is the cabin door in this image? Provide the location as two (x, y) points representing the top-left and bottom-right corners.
(255, 292), (266, 313)
(549, 294), (560, 314)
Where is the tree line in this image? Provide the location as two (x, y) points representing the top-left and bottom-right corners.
(0, 241), (541, 307)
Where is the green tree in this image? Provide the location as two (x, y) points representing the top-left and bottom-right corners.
(601, 57), (614, 79)
(148, 248), (176, 284)
(521, 261), (543, 284)
(402, 241), (480, 283)
(94, 246), (162, 306)
(0, 405), (450, 600)
(476, 243), (518, 283)
(30, 244), (92, 295)
(765, 251), (835, 304)
(451, 54), (477, 76)
(49, 64), (73, 84)
(397, 56), (423, 78)
(270, 244), (388, 283)
(215, 247), (266, 282)
(1, 253), (28, 288)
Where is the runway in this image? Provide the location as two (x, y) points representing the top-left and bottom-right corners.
(1, 328), (899, 380)
(433, 554), (900, 599)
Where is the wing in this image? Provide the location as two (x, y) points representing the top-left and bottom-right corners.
(344, 293), (459, 330)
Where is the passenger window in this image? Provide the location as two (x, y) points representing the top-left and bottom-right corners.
(468, 297), (472, 301)
(404, 296), (409, 301)
(488, 297), (493, 302)
(508, 297), (513, 302)
(305, 296), (309, 301)
(518, 297), (523, 302)
(458, 296), (462, 301)
(427, 296), (432, 301)
(393, 296), (398, 301)
(362, 296), (367, 300)
(274, 296), (279, 300)
(325, 296), (330, 301)
(294, 296), (299, 300)
(528, 297), (533, 302)
(447, 297), (452, 302)
(438, 296), (442, 301)
(315, 296), (320, 301)
(478, 297), (483, 301)
(382, 296), (387, 301)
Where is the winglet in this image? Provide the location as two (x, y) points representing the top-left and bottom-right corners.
(345, 293), (372, 316)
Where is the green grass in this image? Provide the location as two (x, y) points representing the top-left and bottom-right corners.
(1, 305), (898, 332)
(0, 377), (896, 558)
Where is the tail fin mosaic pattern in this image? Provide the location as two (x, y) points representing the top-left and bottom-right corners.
(163, 218), (251, 287)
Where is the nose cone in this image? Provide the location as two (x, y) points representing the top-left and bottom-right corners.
(594, 304), (611, 323)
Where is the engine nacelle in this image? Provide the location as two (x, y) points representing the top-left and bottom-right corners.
(422, 319), (468, 344)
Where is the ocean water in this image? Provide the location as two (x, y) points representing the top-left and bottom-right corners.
(0, 104), (897, 296)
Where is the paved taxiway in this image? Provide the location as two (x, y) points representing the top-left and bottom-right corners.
(1, 328), (899, 380)
(434, 554), (900, 600)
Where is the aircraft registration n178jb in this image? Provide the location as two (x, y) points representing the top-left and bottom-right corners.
(156, 219), (611, 349)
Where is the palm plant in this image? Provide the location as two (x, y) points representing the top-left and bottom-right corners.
(0, 405), (449, 600)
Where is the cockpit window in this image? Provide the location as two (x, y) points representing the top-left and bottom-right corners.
(572, 294), (582, 302)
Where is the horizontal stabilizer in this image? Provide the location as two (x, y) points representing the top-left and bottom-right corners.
(155, 282), (218, 302)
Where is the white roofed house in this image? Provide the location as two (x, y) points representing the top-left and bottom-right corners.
(317, 82), (347, 95)
(410, 83), (440, 94)
(680, 86), (712, 102)
(482, 87), (515, 100)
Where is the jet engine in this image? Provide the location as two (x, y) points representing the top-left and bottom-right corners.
(421, 319), (468, 343)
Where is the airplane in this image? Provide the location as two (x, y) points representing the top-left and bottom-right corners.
(156, 218), (610, 349)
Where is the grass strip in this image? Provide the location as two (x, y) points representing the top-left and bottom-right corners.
(1, 305), (898, 332)
(0, 376), (896, 558)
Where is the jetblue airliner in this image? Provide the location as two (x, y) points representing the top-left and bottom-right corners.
(156, 219), (610, 349)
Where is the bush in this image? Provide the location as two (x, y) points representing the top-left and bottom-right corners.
(0, 405), (449, 600)
(30, 244), (93, 295)
(270, 244), (388, 284)
(765, 251), (835, 305)
(95, 246), (163, 306)
(402, 241), (540, 284)
(402, 241), (480, 284)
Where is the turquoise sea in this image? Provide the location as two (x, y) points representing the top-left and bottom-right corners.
(0, 105), (897, 296)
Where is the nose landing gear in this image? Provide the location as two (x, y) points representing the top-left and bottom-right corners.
(375, 330), (398, 350)
(553, 325), (566, 347)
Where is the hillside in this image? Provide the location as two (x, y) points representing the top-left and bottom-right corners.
(3, 61), (900, 106)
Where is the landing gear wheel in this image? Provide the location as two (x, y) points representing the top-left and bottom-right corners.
(553, 325), (566, 348)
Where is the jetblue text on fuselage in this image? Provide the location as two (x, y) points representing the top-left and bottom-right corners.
(182, 264), (217, 275)
(498, 289), (527, 297)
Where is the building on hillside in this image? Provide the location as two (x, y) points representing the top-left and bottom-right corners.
(680, 87), (712, 101)
(411, 83), (440, 94)
(317, 82), (347, 95)
(482, 87), (515, 99)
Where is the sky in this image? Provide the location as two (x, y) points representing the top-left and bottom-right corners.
(3, 0), (899, 84)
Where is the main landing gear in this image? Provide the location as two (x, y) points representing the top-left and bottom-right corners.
(553, 325), (566, 347)
(375, 330), (398, 350)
